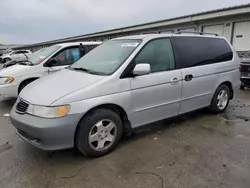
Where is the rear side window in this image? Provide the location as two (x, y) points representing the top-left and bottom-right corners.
(172, 37), (233, 68)
(80, 45), (99, 55)
(84, 45), (98, 53)
(19, 50), (28, 53)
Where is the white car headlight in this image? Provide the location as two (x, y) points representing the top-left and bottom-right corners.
(26, 104), (71, 118)
(0, 76), (15, 85)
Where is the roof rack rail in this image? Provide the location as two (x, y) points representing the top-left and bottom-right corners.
(174, 31), (219, 36)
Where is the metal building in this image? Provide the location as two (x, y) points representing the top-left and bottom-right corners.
(14, 4), (250, 55)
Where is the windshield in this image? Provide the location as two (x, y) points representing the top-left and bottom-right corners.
(71, 39), (142, 75)
(29, 45), (61, 65)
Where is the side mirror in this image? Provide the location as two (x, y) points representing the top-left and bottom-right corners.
(45, 58), (57, 67)
(133, 63), (151, 76)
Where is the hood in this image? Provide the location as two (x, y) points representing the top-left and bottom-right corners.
(20, 69), (105, 106)
(0, 64), (31, 76)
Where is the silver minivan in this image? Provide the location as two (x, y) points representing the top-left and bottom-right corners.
(10, 34), (240, 157)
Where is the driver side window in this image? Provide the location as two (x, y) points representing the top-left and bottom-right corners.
(134, 38), (175, 73)
(52, 47), (80, 66)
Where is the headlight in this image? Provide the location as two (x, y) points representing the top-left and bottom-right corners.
(0, 76), (15, 85)
(26, 104), (71, 118)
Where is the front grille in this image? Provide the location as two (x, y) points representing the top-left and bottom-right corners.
(16, 99), (29, 114)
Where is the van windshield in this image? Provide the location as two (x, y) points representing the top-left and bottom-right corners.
(29, 45), (61, 65)
(70, 39), (142, 75)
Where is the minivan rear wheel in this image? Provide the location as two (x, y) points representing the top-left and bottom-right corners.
(76, 109), (123, 158)
(210, 84), (230, 114)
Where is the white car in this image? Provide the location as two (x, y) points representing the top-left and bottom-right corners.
(0, 50), (32, 63)
(0, 42), (101, 101)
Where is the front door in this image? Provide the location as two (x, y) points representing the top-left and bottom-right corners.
(129, 38), (182, 127)
(48, 46), (81, 74)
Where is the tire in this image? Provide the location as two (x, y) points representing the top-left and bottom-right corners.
(18, 80), (33, 94)
(210, 84), (230, 114)
(76, 108), (123, 158)
(240, 84), (245, 90)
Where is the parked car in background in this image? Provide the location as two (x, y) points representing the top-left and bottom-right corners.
(10, 34), (240, 158)
(0, 49), (12, 58)
(3, 48), (45, 68)
(0, 49), (7, 56)
(0, 50), (32, 63)
(2, 60), (19, 68)
(0, 42), (101, 101)
(239, 51), (250, 89)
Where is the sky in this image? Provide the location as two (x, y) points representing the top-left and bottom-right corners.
(0, 0), (250, 44)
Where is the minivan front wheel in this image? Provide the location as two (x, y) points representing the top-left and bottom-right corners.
(76, 109), (123, 157)
(210, 85), (230, 114)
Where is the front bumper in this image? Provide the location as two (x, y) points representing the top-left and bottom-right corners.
(241, 77), (250, 87)
(0, 84), (18, 101)
(10, 107), (83, 151)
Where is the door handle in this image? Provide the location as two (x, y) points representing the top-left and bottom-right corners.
(170, 77), (179, 85)
(184, 74), (193, 82)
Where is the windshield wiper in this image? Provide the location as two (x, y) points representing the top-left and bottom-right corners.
(70, 67), (102, 75)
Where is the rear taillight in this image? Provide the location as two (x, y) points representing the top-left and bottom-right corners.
(239, 64), (242, 72)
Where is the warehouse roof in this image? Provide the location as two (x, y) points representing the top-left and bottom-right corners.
(15, 3), (250, 49)
(57, 41), (102, 48)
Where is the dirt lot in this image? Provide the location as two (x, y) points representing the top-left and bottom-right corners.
(0, 89), (250, 188)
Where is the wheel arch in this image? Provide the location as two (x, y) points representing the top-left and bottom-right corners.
(74, 103), (132, 144)
(219, 81), (234, 100)
(18, 77), (40, 93)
